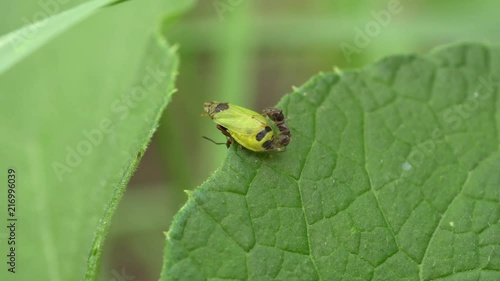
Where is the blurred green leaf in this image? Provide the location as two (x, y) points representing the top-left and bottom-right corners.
(0, 0), (129, 75)
(0, 0), (189, 280)
(162, 43), (500, 280)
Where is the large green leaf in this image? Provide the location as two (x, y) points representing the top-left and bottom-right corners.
(0, 1), (186, 281)
(162, 43), (500, 280)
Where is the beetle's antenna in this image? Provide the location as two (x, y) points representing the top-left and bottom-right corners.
(202, 136), (226, 145)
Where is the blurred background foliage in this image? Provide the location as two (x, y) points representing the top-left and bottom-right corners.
(106, 0), (499, 280)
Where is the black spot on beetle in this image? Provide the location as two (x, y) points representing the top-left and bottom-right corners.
(262, 140), (273, 149)
(256, 126), (272, 141)
(214, 103), (229, 113)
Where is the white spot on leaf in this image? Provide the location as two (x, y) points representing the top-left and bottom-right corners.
(402, 161), (412, 171)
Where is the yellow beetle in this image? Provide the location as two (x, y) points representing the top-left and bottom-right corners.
(203, 101), (291, 152)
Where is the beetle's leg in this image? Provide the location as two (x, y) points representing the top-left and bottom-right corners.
(225, 138), (234, 148)
(216, 125), (235, 149)
(216, 125), (231, 137)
